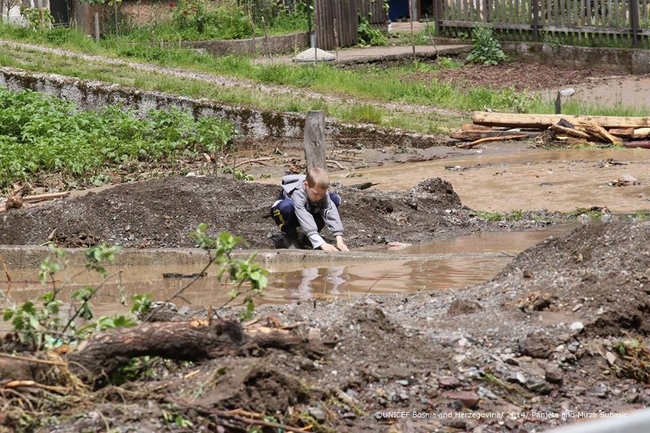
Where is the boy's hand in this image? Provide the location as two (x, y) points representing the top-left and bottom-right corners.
(320, 243), (339, 252)
(336, 236), (349, 252)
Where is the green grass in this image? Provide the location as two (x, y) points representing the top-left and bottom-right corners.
(1, 22), (650, 135)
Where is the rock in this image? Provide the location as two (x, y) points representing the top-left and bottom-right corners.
(527, 381), (553, 395)
(545, 364), (564, 385)
(438, 376), (462, 389)
(569, 322), (584, 332)
(307, 406), (327, 422)
(447, 299), (484, 315)
(445, 391), (480, 409)
(605, 351), (617, 366)
(518, 334), (553, 359)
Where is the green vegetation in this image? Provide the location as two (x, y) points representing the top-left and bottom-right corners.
(0, 15), (649, 147)
(477, 210), (525, 222)
(3, 225), (268, 352)
(0, 87), (234, 188)
(466, 26), (509, 66)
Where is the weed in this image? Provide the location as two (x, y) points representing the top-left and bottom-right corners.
(466, 26), (509, 66)
(612, 338), (650, 383)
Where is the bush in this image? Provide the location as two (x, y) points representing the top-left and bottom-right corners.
(466, 26), (508, 66)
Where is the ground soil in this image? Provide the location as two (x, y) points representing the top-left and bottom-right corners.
(1, 59), (650, 433)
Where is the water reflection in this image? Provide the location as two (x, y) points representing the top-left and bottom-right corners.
(280, 266), (349, 300)
(0, 226), (576, 332)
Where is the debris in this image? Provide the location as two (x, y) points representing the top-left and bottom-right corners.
(453, 112), (650, 147)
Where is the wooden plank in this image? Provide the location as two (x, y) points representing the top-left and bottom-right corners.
(471, 112), (650, 129)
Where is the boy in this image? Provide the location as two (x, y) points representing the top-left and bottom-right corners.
(271, 167), (349, 252)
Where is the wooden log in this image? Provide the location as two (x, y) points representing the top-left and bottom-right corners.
(608, 127), (634, 138)
(548, 124), (591, 140)
(461, 123), (492, 131)
(472, 112), (650, 129)
(633, 128), (650, 139)
(303, 111), (327, 173)
(67, 320), (305, 382)
(576, 123), (623, 146)
(611, 127), (650, 139)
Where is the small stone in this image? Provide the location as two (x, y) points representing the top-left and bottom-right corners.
(445, 391), (480, 409)
(545, 364), (564, 385)
(570, 322), (584, 332)
(527, 381), (553, 395)
(605, 351), (617, 366)
(518, 334), (553, 359)
(438, 376), (462, 389)
(307, 407), (326, 422)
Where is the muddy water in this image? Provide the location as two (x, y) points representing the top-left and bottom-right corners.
(332, 145), (650, 214)
(0, 225), (573, 331)
(543, 74), (650, 109)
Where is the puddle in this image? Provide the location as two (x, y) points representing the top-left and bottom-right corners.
(330, 146), (650, 214)
(0, 225), (574, 331)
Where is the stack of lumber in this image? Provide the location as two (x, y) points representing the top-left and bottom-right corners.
(451, 113), (650, 149)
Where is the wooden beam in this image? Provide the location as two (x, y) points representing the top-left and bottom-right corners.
(472, 112), (650, 129)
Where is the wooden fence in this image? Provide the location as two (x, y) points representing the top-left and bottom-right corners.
(314, 0), (388, 49)
(433, 0), (650, 48)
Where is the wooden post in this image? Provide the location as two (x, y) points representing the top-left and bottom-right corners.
(303, 111), (327, 173)
(94, 12), (100, 42)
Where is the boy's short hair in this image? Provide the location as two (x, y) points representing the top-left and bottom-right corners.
(306, 167), (330, 189)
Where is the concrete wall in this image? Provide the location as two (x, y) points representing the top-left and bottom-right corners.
(504, 42), (650, 75)
(184, 32), (310, 57)
(0, 67), (442, 149)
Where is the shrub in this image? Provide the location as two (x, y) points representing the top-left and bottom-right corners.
(466, 26), (509, 66)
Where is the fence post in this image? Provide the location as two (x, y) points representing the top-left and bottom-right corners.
(303, 111), (327, 172)
(94, 12), (100, 42)
(630, 0), (639, 48)
(531, 0), (539, 42)
(433, 0), (441, 37)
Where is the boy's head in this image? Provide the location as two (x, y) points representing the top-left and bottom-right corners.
(304, 167), (330, 203)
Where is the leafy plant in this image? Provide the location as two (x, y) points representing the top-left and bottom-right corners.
(19, 6), (54, 30)
(0, 88), (235, 189)
(2, 243), (133, 350)
(189, 224), (268, 320)
(466, 26), (509, 65)
(358, 17), (387, 46)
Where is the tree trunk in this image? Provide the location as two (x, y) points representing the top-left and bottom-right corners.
(67, 320), (304, 382)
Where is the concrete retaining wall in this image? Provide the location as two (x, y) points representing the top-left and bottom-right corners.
(184, 32), (310, 57)
(504, 42), (650, 75)
(0, 66), (444, 149)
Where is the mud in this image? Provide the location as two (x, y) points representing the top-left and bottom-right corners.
(2, 59), (650, 433)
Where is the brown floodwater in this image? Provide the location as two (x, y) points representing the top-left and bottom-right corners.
(0, 225), (574, 331)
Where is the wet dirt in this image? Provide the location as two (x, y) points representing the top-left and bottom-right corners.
(2, 59), (650, 432)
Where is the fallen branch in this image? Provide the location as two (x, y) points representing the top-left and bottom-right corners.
(233, 157), (275, 169)
(456, 134), (528, 149)
(326, 159), (347, 170)
(23, 192), (70, 203)
(0, 352), (66, 366)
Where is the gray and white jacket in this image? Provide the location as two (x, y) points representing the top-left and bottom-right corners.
(281, 174), (344, 249)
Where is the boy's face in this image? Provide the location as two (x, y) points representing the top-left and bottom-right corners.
(304, 181), (327, 203)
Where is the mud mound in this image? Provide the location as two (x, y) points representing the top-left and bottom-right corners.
(0, 176), (475, 249)
(481, 220), (650, 336)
